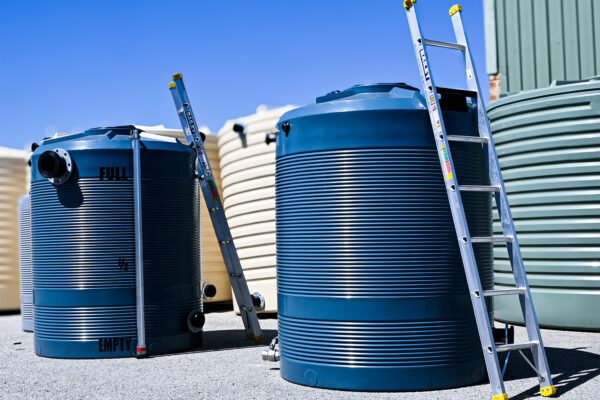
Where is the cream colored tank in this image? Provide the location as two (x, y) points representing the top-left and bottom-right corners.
(218, 105), (295, 313)
(56, 126), (231, 304)
(0, 147), (29, 311)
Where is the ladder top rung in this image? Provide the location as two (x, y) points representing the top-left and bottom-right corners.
(459, 185), (500, 193)
(496, 341), (538, 353)
(483, 288), (526, 297)
(423, 39), (465, 51)
(471, 236), (512, 243)
(447, 135), (489, 144)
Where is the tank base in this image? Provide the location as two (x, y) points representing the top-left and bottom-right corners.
(34, 332), (203, 359)
(280, 358), (486, 391)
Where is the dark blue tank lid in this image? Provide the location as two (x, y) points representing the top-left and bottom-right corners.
(316, 83), (419, 103)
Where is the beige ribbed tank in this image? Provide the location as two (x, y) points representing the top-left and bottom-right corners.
(217, 106), (295, 313)
(0, 147), (29, 311)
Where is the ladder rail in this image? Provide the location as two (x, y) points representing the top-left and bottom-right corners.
(404, 4), (507, 397)
(168, 75), (263, 341)
(451, 10), (554, 389)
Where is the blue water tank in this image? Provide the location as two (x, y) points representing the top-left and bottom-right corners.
(19, 194), (33, 332)
(275, 84), (493, 391)
(31, 126), (203, 358)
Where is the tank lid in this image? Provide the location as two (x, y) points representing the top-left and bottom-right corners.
(316, 83), (419, 103)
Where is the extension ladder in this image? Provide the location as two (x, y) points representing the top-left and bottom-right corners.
(403, 2), (556, 399)
(168, 74), (264, 341)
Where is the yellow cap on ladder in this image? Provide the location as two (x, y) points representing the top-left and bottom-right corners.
(172, 72), (183, 80)
(491, 394), (508, 400)
(168, 81), (176, 89)
(404, 0), (416, 10)
(449, 4), (463, 16)
(540, 386), (557, 397)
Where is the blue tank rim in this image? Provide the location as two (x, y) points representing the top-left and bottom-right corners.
(489, 78), (600, 111)
(33, 125), (192, 154)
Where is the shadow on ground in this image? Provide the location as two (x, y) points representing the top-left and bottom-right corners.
(502, 346), (600, 399)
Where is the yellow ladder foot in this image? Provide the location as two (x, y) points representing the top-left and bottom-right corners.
(492, 394), (508, 400)
(540, 385), (557, 397)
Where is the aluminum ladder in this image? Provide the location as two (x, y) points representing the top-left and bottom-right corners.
(403, 2), (556, 399)
(168, 73), (264, 342)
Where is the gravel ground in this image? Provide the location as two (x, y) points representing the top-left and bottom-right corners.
(0, 310), (598, 400)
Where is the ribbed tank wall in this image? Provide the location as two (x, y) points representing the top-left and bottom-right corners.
(19, 195), (33, 332)
(0, 148), (28, 311)
(218, 106), (295, 313)
(488, 79), (600, 331)
(31, 130), (202, 358)
(275, 84), (493, 391)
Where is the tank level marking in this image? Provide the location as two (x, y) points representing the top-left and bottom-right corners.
(118, 258), (129, 272)
(99, 166), (128, 181)
(98, 337), (133, 353)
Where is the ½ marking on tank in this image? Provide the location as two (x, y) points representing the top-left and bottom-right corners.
(98, 337), (133, 353)
(99, 167), (128, 181)
(118, 258), (129, 272)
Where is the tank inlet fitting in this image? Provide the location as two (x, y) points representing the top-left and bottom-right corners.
(202, 283), (217, 299)
(250, 292), (265, 311)
(38, 148), (72, 185)
(261, 336), (280, 362)
(187, 310), (205, 333)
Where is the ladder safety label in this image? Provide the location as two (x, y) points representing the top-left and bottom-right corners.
(440, 145), (454, 180)
(418, 46), (430, 81)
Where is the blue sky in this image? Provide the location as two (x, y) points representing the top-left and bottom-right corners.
(0, 0), (487, 150)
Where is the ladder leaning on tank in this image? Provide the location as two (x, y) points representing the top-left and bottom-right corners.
(403, 2), (556, 400)
(167, 73), (264, 342)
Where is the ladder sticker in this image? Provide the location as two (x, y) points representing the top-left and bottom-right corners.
(418, 46), (430, 81)
(431, 109), (442, 132)
(440, 145), (454, 181)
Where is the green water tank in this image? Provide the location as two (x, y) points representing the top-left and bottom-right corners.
(488, 78), (600, 331)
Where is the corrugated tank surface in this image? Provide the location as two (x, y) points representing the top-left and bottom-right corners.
(31, 127), (203, 358)
(135, 127), (230, 303)
(0, 147), (28, 311)
(218, 106), (295, 313)
(488, 78), (600, 331)
(275, 84), (493, 391)
(487, 0), (600, 94)
(19, 195), (33, 332)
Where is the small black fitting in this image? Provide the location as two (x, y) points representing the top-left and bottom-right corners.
(281, 122), (291, 136)
(265, 132), (277, 145)
(31, 142), (39, 152)
(38, 151), (67, 179)
(187, 310), (205, 333)
(202, 283), (217, 299)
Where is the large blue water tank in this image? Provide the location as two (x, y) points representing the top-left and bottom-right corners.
(31, 126), (203, 358)
(275, 84), (493, 391)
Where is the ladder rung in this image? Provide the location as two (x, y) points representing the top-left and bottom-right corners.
(471, 236), (512, 243)
(459, 185), (500, 193)
(447, 135), (489, 144)
(424, 39), (465, 51)
(496, 341), (538, 353)
(483, 288), (526, 297)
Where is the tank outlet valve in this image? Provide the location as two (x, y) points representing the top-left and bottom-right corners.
(38, 148), (72, 185)
(262, 336), (280, 362)
(250, 292), (265, 311)
(187, 310), (205, 333)
(202, 283), (217, 299)
(265, 132), (277, 145)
